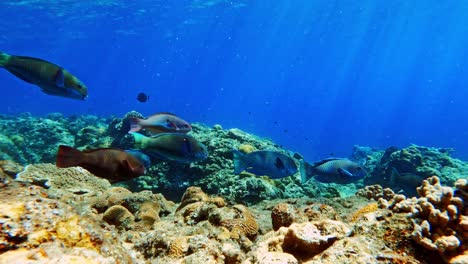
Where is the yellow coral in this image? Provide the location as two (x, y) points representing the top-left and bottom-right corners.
(350, 203), (378, 222)
(271, 203), (303, 231)
(238, 144), (256, 153)
(220, 205), (258, 240)
(56, 215), (99, 250)
(177, 186), (209, 212)
(167, 237), (189, 258)
(102, 205), (134, 228)
(1, 202), (25, 219)
(210, 196), (226, 208)
(29, 229), (52, 246)
(138, 201), (160, 227)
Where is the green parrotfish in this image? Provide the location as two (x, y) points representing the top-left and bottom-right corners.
(0, 51), (88, 100)
(130, 132), (208, 163)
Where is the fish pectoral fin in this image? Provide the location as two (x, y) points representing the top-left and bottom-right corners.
(55, 69), (65, 87)
(232, 149), (247, 174)
(299, 159), (309, 184)
(338, 168), (353, 177)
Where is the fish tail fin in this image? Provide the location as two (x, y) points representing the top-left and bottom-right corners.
(128, 118), (142, 133)
(0, 52), (10, 67)
(232, 149), (247, 174)
(56, 145), (84, 168)
(299, 159), (310, 184)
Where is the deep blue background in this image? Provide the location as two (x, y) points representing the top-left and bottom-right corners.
(1, 1), (467, 161)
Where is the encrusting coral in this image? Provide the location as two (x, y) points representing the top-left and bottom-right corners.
(349, 202), (379, 222)
(0, 181), (140, 263)
(16, 163), (111, 198)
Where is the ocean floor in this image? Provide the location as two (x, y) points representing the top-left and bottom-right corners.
(0, 113), (467, 263)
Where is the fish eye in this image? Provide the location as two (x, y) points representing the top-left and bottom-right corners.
(165, 119), (176, 128)
(183, 138), (193, 153)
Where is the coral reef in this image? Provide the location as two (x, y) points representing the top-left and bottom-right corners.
(16, 163), (111, 198)
(271, 203), (305, 231)
(362, 144), (468, 196)
(0, 113), (113, 164)
(102, 205), (135, 229)
(0, 180), (141, 263)
(384, 176), (467, 262)
(220, 204), (259, 240)
(1, 113), (468, 263)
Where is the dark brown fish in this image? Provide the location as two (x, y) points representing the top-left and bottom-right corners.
(56, 145), (145, 182)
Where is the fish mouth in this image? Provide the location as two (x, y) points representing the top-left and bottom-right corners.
(65, 87), (87, 100)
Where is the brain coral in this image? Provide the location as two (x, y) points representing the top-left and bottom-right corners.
(220, 204), (259, 240)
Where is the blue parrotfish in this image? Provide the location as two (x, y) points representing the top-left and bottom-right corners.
(233, 150), (298, 179)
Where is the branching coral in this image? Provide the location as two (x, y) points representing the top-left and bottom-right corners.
(356, 184), (395, 201)
(389, 176), (467, 262)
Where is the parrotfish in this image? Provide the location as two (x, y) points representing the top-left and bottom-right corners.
(300, 158), (365, 184)
(389, 167), (426, 196)
(130, 132), (207, 163)
(128, 112), (191, 134)
(56, 145), (145, 182)
(0, 51), (88, 100)
(233, 150), (298, 179)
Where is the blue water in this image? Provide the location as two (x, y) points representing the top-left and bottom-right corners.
(1, 1), (468, 161)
